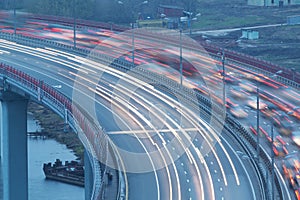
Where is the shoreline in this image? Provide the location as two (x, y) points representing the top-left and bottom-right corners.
(28, 101), (84, 160)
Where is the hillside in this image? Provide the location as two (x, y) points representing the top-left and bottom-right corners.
(192, 1), (300, 71)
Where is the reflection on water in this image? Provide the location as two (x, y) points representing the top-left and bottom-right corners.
(0, 113), (84, 199)
(28, 137), (84, 200)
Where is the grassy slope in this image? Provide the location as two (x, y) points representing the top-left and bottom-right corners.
(192, 0), (300, 70)
(28, 101), (84, 160)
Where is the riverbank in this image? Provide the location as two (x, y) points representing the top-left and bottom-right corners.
(193, 24), (300, 71)
(28, 101), (84, 160)
(28, 137), (84, 200)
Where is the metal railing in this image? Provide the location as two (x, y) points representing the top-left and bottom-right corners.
(9, 11), (300, 86)
(0, 31), (291, 199)
(0, 63), (104, 200)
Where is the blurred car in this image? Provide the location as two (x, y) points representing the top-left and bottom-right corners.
(291, 174), (300, 192)
(261, 108), (277, 119)
(259, 126), (272, 143)
(278, 120), (295, 136)
(275, 110), (292, 121)
(247, 99), (268, 110)
(288, 107), (300, 121)
(216, 71), (240, 85)
(249, 125), (257, 135)
(238, 81), (256, 93)
(226, 98), (238, 108)
(282, 154), (300, 190)
(292, 131), (300, 147)
(282, 88), (300, 104)
(249, 125), (268, 139)
(273, 140), (288, 157)
(229, 106), (248, 118)
(295, 188), (300, 200)
(229, 86), (249, 99)
(276, 135), (287, 146)
(284, 152), (300, 171)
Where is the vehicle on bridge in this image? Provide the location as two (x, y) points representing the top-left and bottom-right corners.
(229, 105), (248, 118)
(292, 131), (300, 147)
(273, 140), (288, 157)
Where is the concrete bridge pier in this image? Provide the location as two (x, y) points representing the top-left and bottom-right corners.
(0, 91), (28, 200)
(85, 150), (93, 200)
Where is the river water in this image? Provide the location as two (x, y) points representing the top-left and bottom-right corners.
(0, 113), (84, 200)
(28, 137), (84, 200)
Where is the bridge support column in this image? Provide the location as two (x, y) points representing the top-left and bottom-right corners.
(0, 91), (28, 200)
(85, 150), (93, 200)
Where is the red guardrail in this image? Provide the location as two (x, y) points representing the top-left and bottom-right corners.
(25, 13), (300, 84)
(0, 62), (105, 173)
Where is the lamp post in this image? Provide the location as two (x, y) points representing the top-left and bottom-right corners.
(291, 67), (296, 82)
(131, 21), (135, 65)
(179, 28), (183, 86)
(190, 13), (201, 35)
(73, 0), (76, 48)
(118, 0), (148, 65)
(221, 49), (225, 105)
(13, 0), (16, 35)
(256, 83), (260, 163)
(183, 11), (201, 35)
(217, 50), (226, 106)
(256, 70), (283, 162)
(271, 124), (275, 200)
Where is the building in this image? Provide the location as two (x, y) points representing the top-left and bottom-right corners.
(0, 0), (24, 9)
(287, 15), (300, 25)
(241, 30), (259, 40)
(157, 4), (184, 29)
(137, 19), (163, 28)
(248, 0), (300, 6)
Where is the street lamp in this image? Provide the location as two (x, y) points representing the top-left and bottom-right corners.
(256, 84), (260, 163)
(13, 0), (16, 35)
(270, 124), (275, 200)
(179, 28), (183, 86)
(178, 16), (187, 86)
(222, 50), (225, 106)
(73, 0), (76, 48)
(177, 13), (200, 87)
(217, 50), (226, 106)
(255, 70), (283, 162)
(291, 67), (296, 82)
(183, 11), (201, 35)
(191, 13), (201, 35)
(118, 0), (148, 65)
(132, 1), (148, 65)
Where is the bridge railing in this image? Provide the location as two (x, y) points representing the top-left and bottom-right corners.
(108, 59), (280, 200)
(130, 28), (300, 88)
(0, 31), (288, 199)
(27, 13), (128, 32)
(13, 12), (300, 87)
(0, 63), (108, 200)
(2, 23), (299, 90)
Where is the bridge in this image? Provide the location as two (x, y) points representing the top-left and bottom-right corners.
(0, 14), (299, 200)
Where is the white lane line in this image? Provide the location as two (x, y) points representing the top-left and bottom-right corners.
(221, 134), (256, 199)
(107, 128), (198, 134)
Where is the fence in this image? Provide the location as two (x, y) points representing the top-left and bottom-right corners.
(0, 30), (291, 199)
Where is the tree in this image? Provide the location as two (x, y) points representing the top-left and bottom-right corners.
(20, 0), (199, 23)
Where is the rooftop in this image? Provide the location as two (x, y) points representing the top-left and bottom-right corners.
(158, 4), (184, 10)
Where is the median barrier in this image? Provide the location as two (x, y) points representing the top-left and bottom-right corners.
(0, 31), (289, 199)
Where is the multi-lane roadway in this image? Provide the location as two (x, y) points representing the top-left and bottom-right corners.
(0, 38), (262, 199)
(1, 11), (300, 199)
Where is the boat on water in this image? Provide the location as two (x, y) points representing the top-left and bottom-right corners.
(43, 159), (84, 187)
